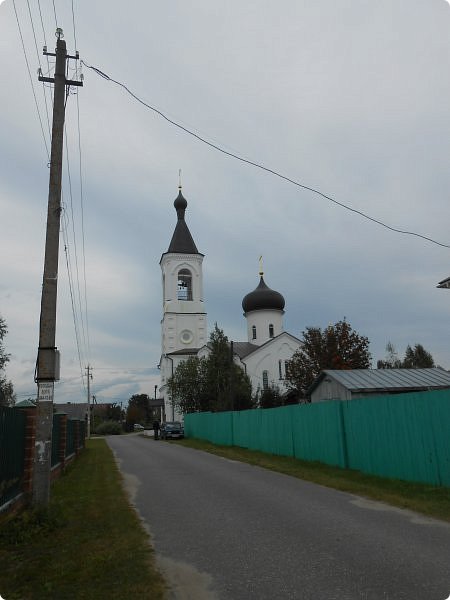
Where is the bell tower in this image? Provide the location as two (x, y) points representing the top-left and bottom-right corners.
(159, 187), (207, 418)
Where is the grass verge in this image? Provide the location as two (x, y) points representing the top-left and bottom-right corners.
(177, 438), (450, 522)
(0, 439), (167, 600)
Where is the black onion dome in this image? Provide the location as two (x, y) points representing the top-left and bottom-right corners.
(174, 189), (187, 218)
(242, 276), (285, 313)
(167, 189), (199, 254)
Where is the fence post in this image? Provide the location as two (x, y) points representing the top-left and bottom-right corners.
(58, 413), (68, 469)
(338, 401), (349, 469)
(19, 405), (37, 495)
(74, 420), (81, 456)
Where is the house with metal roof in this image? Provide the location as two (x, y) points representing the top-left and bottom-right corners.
(308, 368), (450, 402)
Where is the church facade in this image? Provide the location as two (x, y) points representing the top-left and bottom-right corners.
(158, 188), (301, 421)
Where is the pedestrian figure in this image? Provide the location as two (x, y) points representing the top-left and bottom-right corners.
(153, 419), (160, 440)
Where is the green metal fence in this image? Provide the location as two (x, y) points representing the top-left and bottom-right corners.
(51, 414), (62, 466)
(0, 407), (26, 505)
(184, 389), (450, 487)
(66, 419), (76, 456)
(79, 420), (86, 447)
(342, 390), (450, 486)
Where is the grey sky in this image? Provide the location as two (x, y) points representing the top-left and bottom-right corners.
(1, 0), (449, 405)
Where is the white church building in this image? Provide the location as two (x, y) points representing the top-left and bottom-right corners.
(158, 188), (301, 420)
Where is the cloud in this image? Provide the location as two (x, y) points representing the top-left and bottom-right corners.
(2, 0), (450, 407)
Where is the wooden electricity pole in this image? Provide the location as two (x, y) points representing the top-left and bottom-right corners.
(33, 29), (83, 506)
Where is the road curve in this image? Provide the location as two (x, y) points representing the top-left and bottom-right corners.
(107, 434), (450, 600)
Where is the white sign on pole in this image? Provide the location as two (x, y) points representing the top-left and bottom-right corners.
(38, 382), (54, 402)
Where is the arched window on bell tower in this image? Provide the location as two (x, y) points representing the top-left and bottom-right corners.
(252, 325), (257, 340)
(177, 269), (192, 301)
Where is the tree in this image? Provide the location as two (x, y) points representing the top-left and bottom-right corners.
(167, 356), (209, 414)
(402, 344), (435, 368)
(126, 394), (151, 425)
(376, 341), (402, 369)
(203, 325), (253, 412)
(285, 319), (371, 400)
(377, 342), (435, 369)
(105, 403), (123, 422)
(168, 325), (253, 414)
(0, 316), (15, 407)
(255, 384), (284, 409)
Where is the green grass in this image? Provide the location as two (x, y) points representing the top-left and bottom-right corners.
(0, 439), (167, 600)
(177, 438), (450, 522)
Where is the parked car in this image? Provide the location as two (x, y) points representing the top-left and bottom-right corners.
(133, 423), (144, 431)
(160, 421), (184, 440)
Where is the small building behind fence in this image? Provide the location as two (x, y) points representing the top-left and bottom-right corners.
(308, 368), (450, 403)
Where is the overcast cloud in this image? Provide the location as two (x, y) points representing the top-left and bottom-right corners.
(1, 0), (450, 405)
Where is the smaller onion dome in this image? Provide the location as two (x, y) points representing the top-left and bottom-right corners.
(174, 188), (188, 219)
(242, 276), (285, 313)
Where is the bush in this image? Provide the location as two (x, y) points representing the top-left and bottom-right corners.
(94, 420), (122, 435)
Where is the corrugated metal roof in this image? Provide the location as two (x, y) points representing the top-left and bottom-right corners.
(56, 403), (88, 419)
(317, 368), (450, 392)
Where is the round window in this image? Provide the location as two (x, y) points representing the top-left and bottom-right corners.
(180, 330), (193, 344)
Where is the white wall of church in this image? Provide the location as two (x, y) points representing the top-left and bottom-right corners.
(161, 313), (207, 354)
(245, 309), (284, 346)
(159, 353), (193, 422)
(243, 336), (301, 395)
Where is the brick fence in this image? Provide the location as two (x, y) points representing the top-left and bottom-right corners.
(0, 404), (86, 514)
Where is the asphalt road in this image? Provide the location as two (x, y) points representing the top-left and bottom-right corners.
(107, 434), (450, 600)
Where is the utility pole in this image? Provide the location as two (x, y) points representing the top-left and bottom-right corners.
(33, 29), (83, 507)
(86, 365), (92, 439)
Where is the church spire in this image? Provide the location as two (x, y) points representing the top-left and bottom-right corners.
(167, 187), (200, 254)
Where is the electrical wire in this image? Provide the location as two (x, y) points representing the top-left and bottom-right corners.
(71, 0), (77, 50)
(81, 60), (450, 250)
(75, 92), (91, 363)
(36, 0), (47, 46)
(93, 367), (159, 372)
(25, 0), (52, 144)
(12, 1), (88, 398)
(64, 124), (88, 367)
(36, 0), (54, 110)
(69, 0), (90, 364)
(51, 0), (58, 29)
(12, 0), (50, 160)
(62, 202), (86, 392)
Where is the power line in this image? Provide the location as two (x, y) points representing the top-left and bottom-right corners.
(25, 0), (52, 143)
(36, 0), (47, 46)
(63, 123), (89, 367)
(62, 204), (86, 393)
(81, 60), (450, 251)
(71, 0), (78, 51)
(93, 367), (159, 371)
(51, 0), (58, 29)
(68, 0), (90, 363)
(75, 91), (90, 362)
(12, 0), (50, 159)
(36, 0), (54, 107)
